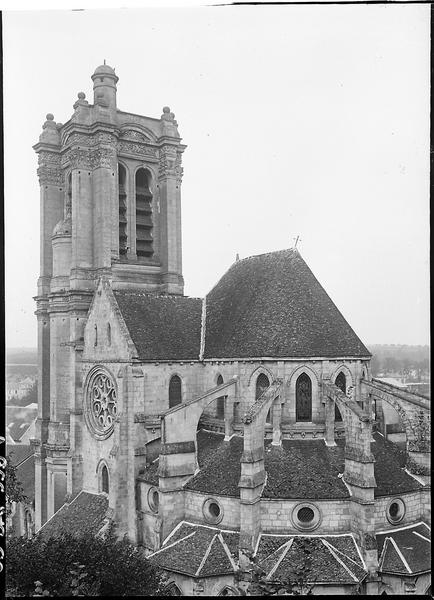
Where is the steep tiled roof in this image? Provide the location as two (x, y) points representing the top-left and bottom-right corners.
(204, 249), (370, 359)
(37, 491), (109, 539)
(7, 444), (35, 500)
(256, 534), (366, 585)
(149, 523), (236, 577)
(113, 291), (202, 360)
(377, 523), (431, 575)
(142, 430), (422, 499)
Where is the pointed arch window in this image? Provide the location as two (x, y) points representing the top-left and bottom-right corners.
(216, 374), (224, 419)
(335, 372), (346, 422)
(296, 373), (312, 422)
(107, 323), (111, 346)
(169, 375), (182, 408)
(65, 172), (72, 219)
(94, 325), (98, 347)
(135, 168), (153, 258)
(256, 373), (270, 401)
(118, 164), (127, 257)
(101, 465), (109, 494)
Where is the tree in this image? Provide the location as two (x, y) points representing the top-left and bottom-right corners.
(6, 453), (28, 517)
(6, 526), (165, 597)
(246, 538), (316, 596)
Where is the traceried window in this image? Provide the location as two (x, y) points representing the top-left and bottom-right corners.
(216, 374), (224, 419)
(135, 168), (153, 258)
(296, 373), (312, 422)
(334, 372), (345, 422)
(85, 369), (118, 440)
(101, 465), (109, 494)
(256, 373), (270, 401)
(169, 375), (182, 408)
(118, 164), (127, 257)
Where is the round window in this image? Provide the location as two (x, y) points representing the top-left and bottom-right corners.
(148, 487), (159, 513)
(387, 498), (405, 525)
(203, 498), (224, 525)
(292, 503), (321, 531)
(84, 368), (118, 440)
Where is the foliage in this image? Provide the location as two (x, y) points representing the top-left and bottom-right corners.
(369, 345), (429, 379)
(6, 453), (28, 516)
(246, 538), (316, 596)
(10, 380), (38, 407)
(6, 526), (165, 597)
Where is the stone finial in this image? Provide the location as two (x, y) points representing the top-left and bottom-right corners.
(39, 113), (60, 144)
(73, 91), (89, 110)
(43, 113), (56, 129)
(161, 106), (179, 136)
(161, 106), (173, 121)
(236, 253), (240, 262)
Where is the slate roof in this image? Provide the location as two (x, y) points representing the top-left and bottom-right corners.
(37, 491), (109, 539)
(150, 430), (421, 499)
(377, 523), (431, 575)
(113, 291), (202, 361)
(204, 249), (370, 359)
(149, 523), (367, 585)
(148, 522), (237, 577)
(255, 534), (366, 585)
(112, 250), (369, 361)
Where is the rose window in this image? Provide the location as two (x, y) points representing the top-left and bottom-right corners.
(85, 370), (117, 439)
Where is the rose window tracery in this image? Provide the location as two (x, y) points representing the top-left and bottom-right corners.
(85, 370), (117, 439)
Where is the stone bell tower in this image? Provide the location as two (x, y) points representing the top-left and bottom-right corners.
(32, 64), (186, 529)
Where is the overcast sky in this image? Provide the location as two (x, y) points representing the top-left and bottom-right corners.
(3, 3), (430, 348)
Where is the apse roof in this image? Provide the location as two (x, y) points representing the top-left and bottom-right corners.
(139, 430), (423, 499)
(203, 249), (370, 359)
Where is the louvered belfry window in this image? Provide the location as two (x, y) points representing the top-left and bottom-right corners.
(334, 372), (346, 422)
(118, 164), (127, 256)
(296, 373), (312, 422)
(169, 375), (182, 408)
(135, 168), (153, 258)
(256, 373), (270, 401)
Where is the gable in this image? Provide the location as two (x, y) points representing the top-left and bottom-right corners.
(83, 279), (136, 362)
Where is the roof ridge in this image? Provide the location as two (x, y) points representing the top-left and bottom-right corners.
(149, 531), (196, 557)
(266, 538), (294, 580)
(321, 539), (359, 582)
(218, 532), (238, 571)
(196, 533), (218, 576)
(389, 537), (412, 574)
(325, 541), (364, 569)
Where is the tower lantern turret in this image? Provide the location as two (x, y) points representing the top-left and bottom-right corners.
(91, 62), (118, 109)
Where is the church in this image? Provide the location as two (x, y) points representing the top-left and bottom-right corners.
(32, 64), (431, 595)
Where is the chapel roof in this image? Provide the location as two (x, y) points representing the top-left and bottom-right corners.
(377, 523), (431, 575)
(204, 249), (370, 359)
(37, 491), (109, 539)
(148, 522), (367, 585)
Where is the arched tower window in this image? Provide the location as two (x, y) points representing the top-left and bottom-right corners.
(135, 168), (153, 258)
(101, 465), (109, 494)
(256, 373), (270, 401)
(118, 164), (127, 257)
(216, 374), (224, 419)
(169, 375), (182, 408)
(296, 373), (312, 422)
(335, 372), (346, 422)
(94, 324), (98, 347)
(107, 323), (111, 346)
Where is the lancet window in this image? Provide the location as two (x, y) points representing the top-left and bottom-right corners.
(296, 373), (312, 422)
(334, 372), (345, 422)
(169, 375), (182, 408)
(118, 164), (127, 257)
